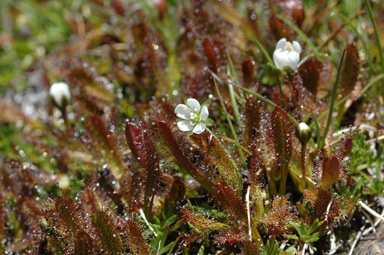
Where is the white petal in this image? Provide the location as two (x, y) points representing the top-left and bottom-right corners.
(175, 104), (192, 119)
(273, 49), (286, 70)
(200, 106), (209, 121)
(276, 38), (287, 50)
(287, 51), (300, 69)
(186, 98), (201, 113)
(192, 122), (206, 134)
(177, 120), (194, 132)
(49, 82), (70, 108)
(273, 49), (282, 70)
(292, 41), (301, 53)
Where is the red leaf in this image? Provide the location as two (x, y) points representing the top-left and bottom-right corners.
(242, 96), (261, 148)
(126, 221), (151, 255)
(155, 0), (167, 20)
(242, 60), (254, 88)
(158, 121), (215, 193)
(340, 43), (360, 95)
(202, 37), (218, 73)
(321, 157), (340, 189)
(271, 107), (294, 166)
(269, 15), (295, 41)
(298, 58), (323, 96)
(216, 184), (247, 221)
(125, 122), (143, 161)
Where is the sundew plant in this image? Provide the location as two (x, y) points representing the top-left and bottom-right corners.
(1, 0), (384, 254)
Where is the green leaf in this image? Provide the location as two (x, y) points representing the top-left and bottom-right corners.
(307, 219), (321, 235)
(159, 242), (174, 255)
(286, 234), (299, 240)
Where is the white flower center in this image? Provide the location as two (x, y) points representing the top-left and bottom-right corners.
(283, 44), (295, 53)
(189, 112), (201, 124)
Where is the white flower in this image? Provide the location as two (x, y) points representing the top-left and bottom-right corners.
(273, 38), (301, 71)
(175, 98), (211, 135)
(49, 82), (71, 109)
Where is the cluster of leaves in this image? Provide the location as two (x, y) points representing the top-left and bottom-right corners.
(0, 0), (384, 254)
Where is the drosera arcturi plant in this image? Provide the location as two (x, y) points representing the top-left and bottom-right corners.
(0, 0), (384, 254)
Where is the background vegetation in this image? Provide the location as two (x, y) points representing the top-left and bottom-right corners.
(0, 0), (384, 254)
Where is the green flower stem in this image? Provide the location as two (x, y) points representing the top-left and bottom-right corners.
(320, 50), (346, 149)
(213, 79), (247, 167)
(365, 0), (384, 72)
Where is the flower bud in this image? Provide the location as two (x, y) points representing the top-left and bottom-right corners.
(49, 82), (70, 110)
(295, 122), (312, 145)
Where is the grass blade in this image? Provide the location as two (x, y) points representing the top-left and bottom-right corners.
(320, 50), (346, 148)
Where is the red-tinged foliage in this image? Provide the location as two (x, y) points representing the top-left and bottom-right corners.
(242, 96), (261, 148)
(0, 195), (4, 253)
(271, 106), (294, 167)
(340, 43), (360, 95)
(299, 58), (323, 96)
(202, 37), (219, 74)
(242, 240), (260, 255)
(286, 0), (305, 28)
(75, 231), (94, 255)
(199, 132), (240, 186)
(155, 0), (167, 20)
(158, 120), (215, 194)
(87, 114), (126, 179)
(111, 0), (125, 16)
(321, 157), (340, 189)
(269, 15), (295, 41)
(260, 195), (297, 237)
(215, 230), (247, 246)
(125, 220), (151, 255)
(125, 122), (143, 161)
(168, 176), (186, 205)
(181, 208), (230, 232)
(55, 197), (83, 234)
(304, 187), (355, 227)
(92, 210), (123, 254)
(242, 60), (254, 88)
(216, 184), (247, 222)
(132, 23), (148, 52)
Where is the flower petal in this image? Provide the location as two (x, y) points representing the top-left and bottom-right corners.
(49, 82), (71, 108)
(186, 98), (201, 113)
(175, 104), (191, 119)
(292, 41), (301, 53)
(276, 38), (287, 50)
(192, 122), (206, 134)
(287, 51), (300, 70)
(200, 106), (209, 121)
(177, 120), (194, 132)
(273, 49), (285, 70)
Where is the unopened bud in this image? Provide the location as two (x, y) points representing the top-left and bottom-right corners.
(49, 82), (70, 110)
(296, 122), (312, 145)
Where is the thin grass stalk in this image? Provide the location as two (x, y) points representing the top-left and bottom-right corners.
(365, 0), (384, 72)
(213, 79), (247, 167)
(320, 49), (346, 148)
